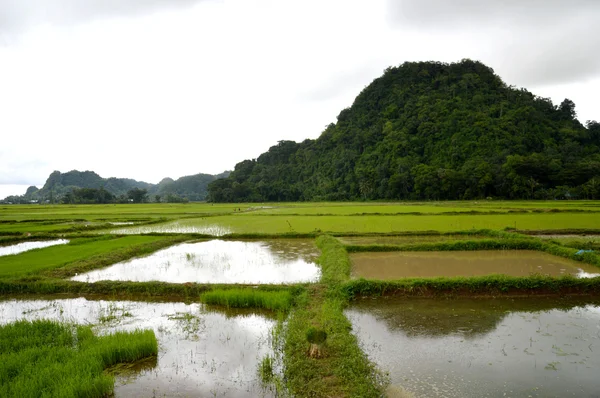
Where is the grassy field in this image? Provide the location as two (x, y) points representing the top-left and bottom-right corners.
(100, 212), (600, 235)
(0, 236), (173, 279)
(2, 201), (600, 397)
(0, 203), (238, 221)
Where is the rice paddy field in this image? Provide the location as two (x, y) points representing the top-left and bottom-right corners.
(1, 201), (600, 397)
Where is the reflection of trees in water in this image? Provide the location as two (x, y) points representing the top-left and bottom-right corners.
(350, 297), (600, 338)
(258, 239), (320, 263)
(203, 306), (278, 321)
(109, 355), (158, 379)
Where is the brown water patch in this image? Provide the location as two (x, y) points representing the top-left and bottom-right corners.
(339, 235), (489, 246)
(346, 296), (600, 397)
(351, 250), (600, 279)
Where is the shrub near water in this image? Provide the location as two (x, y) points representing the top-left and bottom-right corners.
(0, 319), (158, 398)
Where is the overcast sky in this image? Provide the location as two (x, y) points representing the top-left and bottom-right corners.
(1, 0), (599, 197)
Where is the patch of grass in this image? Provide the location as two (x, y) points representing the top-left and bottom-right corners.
(0, 319), (157, 398)
(201, 288), (293, 311)
(316, 235), (352, 284)
(0, 236), (172, 279)
(345, 238), (543, 253)
(147, 212), (600, 234)
(342, 275), (600, 298)
(267, 236), (387, 397)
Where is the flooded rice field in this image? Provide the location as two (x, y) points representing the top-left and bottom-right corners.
(338, 235), (489, 246)
(347, 297), (600, 398)
(351, 250), (600, 279)
(0, 297), (276, 397)
(0, 239), (69, 256)
(72, 239), (321, 284)
(108, 220), (232, 236)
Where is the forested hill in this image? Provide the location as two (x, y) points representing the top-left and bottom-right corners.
(4, 170), (230, 203)
(208, 59), (600, 202)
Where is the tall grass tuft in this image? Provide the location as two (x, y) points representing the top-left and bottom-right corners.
(0, 320), (158, 398)
(201, 288), (293, 311)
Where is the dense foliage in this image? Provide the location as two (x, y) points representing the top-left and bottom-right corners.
(209, 59), (600, 202)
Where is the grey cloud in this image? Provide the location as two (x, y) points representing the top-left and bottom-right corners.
(498, 22), (600, 86)
(0, 0), (205, 34)
(388, 0), (599, 28)
(0, 155), (48, 185)
(388, 0), (600, 86)
(300, 66), (380, 102)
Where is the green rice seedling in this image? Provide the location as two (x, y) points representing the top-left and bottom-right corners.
(185, 252), (196, 261)
(258, 355), (275, 383)
(201, 288), (293, 311)
(306, 327), (327, 358)
(0, 319), (157, 398)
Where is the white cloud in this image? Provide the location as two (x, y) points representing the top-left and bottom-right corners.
(0, 0), (598, 197)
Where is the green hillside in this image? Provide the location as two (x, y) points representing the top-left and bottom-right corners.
(208, 59), (600, 202)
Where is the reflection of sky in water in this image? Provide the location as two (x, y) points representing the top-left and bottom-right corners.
(0, 298), (275, 398)
(347, 300), (600, 398)
(109, 222), (232, 236)
(0, 239), (69, 256)
(72, 240), (320, 284)
(576, 269), (600, 278)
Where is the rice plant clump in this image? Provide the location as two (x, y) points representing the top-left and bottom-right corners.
(0, 319), (158, 398)
(201, 288), (293, 311)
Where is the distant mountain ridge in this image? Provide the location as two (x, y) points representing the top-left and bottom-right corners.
(4, 170), (230, 203)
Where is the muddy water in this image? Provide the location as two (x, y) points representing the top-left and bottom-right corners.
(351, 250), (600, 279)
(72, 239), (321, 284)
(0, 297), (276, 397)
(346, 297), (600, 398)
(0, 239), (69, 256)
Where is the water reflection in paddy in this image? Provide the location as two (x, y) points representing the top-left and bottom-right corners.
(346, 297), (600, 398)
(108, 221), (232, 236)
(72, 239), (321, 284)
(351, 250), (600, 279)
(0, 297), (276, 397)
(0, 239), (69, 256)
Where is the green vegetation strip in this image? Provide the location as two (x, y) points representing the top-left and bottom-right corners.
(267, 235), (386, 397)
(0, 279), (300, 297)
(201, 288), (293, 311)
(345, 238), (540, 252)
(0, 319), (157, 398)
(343, 275), (600, 297)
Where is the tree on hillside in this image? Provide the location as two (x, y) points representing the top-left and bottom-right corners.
(127, 188), (147, 203)
(207, 59), (600, 202)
